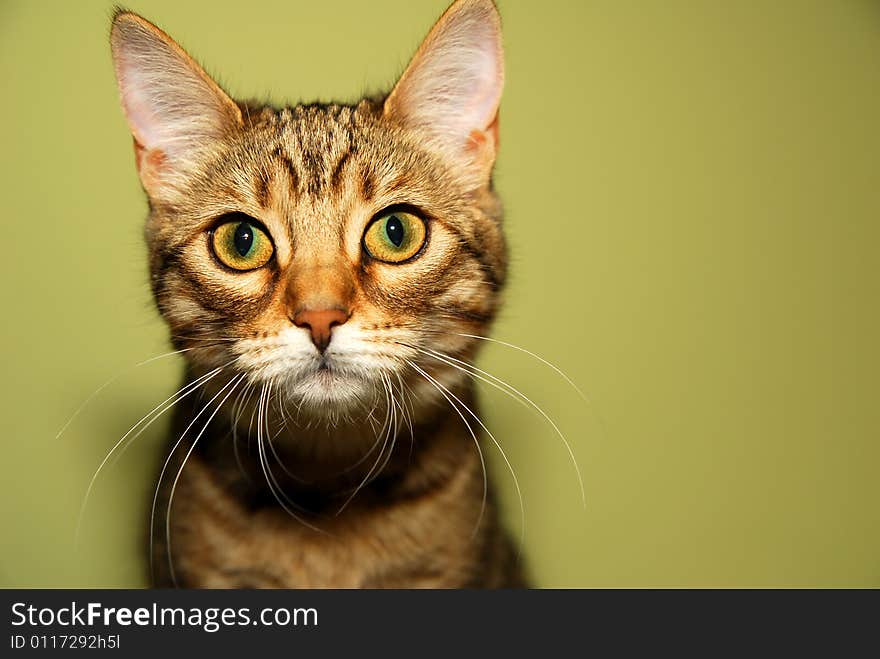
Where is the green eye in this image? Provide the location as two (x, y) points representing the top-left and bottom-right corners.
(211, 217), (274, 271)
(363, 211), (426, 263)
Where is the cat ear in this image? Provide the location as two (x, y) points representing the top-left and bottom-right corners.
(109, 11), (242, 195)
(383, 0), (504, 184)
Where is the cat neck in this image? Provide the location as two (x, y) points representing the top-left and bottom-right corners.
(172, 375), (479, 511)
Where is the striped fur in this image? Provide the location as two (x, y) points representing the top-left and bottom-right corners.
(111, 0), (523, 588)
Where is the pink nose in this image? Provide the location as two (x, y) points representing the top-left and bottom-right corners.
(292, 308), (350, 353)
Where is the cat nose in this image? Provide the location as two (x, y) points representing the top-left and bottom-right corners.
(292, 308), (350, 353)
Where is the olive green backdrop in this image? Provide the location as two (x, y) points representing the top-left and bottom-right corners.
(1, 0), (877, 587)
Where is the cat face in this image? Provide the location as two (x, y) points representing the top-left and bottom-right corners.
(111, 0), (506, 416)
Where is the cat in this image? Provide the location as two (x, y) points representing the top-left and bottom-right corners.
(110, 0), (524, 587)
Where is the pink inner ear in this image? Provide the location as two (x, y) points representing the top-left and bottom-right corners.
(385, 0), (504, 152)
(111, 14), (242, 163)
(467, 112), (500, 155)
(118, 67), (163, 150)
(463, 44), (504, 133)
(114, 51), (220, 157)
(133, 141), (166, 180)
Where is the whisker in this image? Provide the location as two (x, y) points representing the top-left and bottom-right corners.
(231, 379), (257, 480)
(255, 383), (326, 532)
(372, 372), (400, 480)
(149, 370), (238, 585)
(272, 380), (293, 430)
(456, 333), (590, 403)
(403, 359), (491, 541)
(165, 372), (246, 586)
(264, 381), (307, 484)
(75, 365), (226, 547)
(56, 346), (219, 441)
(363, 385), (384, 434)
(335, 371), (395, 514)
(395, 372), (416, 459)
(337, 372), (392, 478)
(409, 343), (587, 509)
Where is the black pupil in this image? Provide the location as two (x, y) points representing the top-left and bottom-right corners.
(385, 216), (405, 247)
(233, 222), (254, 257)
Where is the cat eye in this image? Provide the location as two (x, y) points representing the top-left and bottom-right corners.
(210, 215), (274, 271)
(363, 210), (427, 263)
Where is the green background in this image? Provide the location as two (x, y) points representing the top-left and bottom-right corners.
(1, 0), (877, 587)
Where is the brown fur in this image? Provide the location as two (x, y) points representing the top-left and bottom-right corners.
(110, 0), (523, 588)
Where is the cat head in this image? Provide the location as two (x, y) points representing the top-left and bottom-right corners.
(110, 0), (506, 418)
